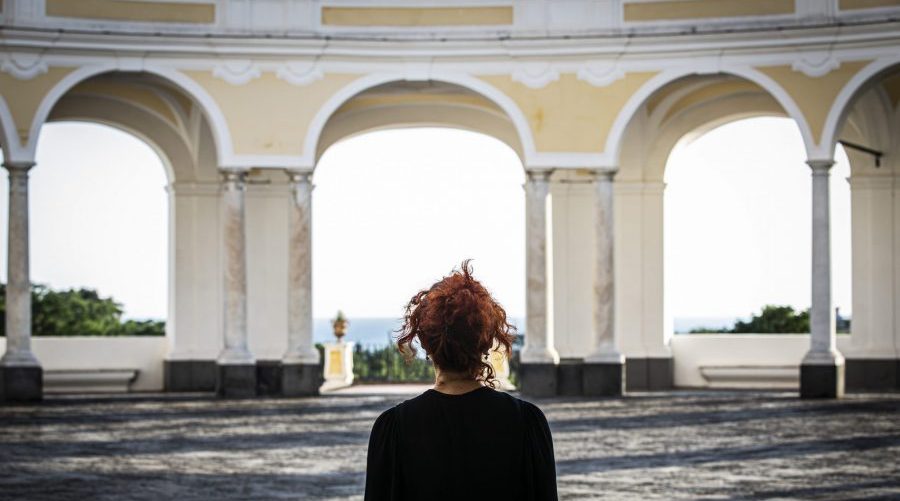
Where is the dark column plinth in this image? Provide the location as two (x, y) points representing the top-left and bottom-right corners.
(165, 360), (217, 392)
(216, 364), (257, 398)
(282, 363), (323, 397)
(556, 359), (583, 396)
(800, 363), (845, 399)
(625, 358), (674, 392)
(845, 359), (898, 392)
(0, 366), (43, 402)
(583, 362), (625, 397)
(519, 363), (558, 398)
(256, 361), (282, 396)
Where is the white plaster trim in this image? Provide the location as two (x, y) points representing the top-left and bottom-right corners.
(24, 62), (236, 169)
(511, 62), (559, 89)
(276, 61), (324, 86)
(820, 55), (900, 163)
(792, 52), (841, 78)
(212, 59), (262, 85)
(604, 65), (818, 165)
(301, 71), (537, 169)
(0, 51), (48, 80)
(577, 60), (625, 87)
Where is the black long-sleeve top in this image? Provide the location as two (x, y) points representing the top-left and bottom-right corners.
(364, 386), (558, 501)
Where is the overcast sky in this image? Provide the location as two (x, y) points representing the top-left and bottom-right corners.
(0, 118), (851, 323)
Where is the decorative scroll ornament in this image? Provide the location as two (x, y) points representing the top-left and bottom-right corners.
(276, 61), (324, 86)
(0, 52), (49, 80)
(577, 61), (625, 87)
(511, 62), (560, 89)
(792, 53), (840, 78)
(212, 59), (261, 85)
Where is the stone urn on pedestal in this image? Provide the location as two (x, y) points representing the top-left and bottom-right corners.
(322, 310), (354, 391)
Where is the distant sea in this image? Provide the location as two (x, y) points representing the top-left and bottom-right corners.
(314, 316), (741, 347)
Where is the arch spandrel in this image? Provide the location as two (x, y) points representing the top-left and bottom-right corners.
(478, 72), (658, 155)
(0, 67), (78, 156)
(182, 70), (360, 160)
(757, 61), (872, 153)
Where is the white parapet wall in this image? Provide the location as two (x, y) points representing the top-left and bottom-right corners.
(0, 337), (167, 393)
(671, 334), (853, 389)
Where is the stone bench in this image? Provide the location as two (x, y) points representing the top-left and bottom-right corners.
(44, 369), (139, 393)
(700, 365), (799, 389)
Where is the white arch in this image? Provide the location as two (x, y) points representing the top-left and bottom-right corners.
(301, 72), (536, 170)
(25, 63), (233, 166)
(605, 66), (817, 166)
(820, 56), (900, 162)
(0, 93), (24, 162)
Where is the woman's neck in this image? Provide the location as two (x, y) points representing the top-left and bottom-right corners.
(433, 367), (483, 395)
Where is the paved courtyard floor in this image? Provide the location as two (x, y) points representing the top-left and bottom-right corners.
(1, 388), (898, 500)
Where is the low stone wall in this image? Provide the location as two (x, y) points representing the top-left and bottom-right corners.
(0, 337), (167, 392)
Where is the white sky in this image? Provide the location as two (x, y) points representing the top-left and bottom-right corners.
(0, 118), (851, 321)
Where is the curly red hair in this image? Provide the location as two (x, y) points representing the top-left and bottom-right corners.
(396, 260), (516, 388)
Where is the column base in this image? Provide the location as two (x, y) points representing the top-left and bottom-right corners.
(518, 363), (558, 397)
(281, 363), (322, 397)
(625, 357), (674, 391)
(256, 361), (282, 396)
(800, 362), (845, 399)
(216, 364), (257, 398)
(583, 362), (625, 397)
(556, 359), (584, 396)
(165, 360), (216, 392)
(0, 366), (43, 402)
(845, 359), (900, 391)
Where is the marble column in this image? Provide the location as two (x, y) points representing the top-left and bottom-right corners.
(282, 170), (321, 396)
(1, 161), (42, 401)
(519, 169), (559, 397)
(584, 169), (625, 396)
(801, 160), (845, 398)
(217, 169), (256, 397)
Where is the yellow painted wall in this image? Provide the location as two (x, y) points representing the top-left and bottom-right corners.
(321, 6), (512, 26)
(758, 61), (871, 142)
(480, 72), (658, 153)
(839, 0), (900, 10)
(335, 93), (503, 115)
(882, 73), (900, 109)
(46, 0), (215, 24)
(183, 71), (359, 157)
(624, 0), (794, 22)
(662, 80), (764, 122)
(0, 67), (77, 144)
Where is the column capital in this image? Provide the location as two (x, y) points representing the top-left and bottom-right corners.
(588, 167), (618, 181)
(286, 169), (314, 184)
(220, 168), (248, 189)
(807, 159), (835, 173)
(524, 168), (554, 182)
(2, 161), (36, 174)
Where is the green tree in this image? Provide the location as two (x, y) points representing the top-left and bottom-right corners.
(732, 305), (810, 333)
(0, 283), (164, 337)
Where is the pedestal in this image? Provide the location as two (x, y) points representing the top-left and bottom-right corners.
(518, 363), (557, 397)
(321, 341), (354, 391)
(0, 366), (43, 402)
(282, 363), (322, 396)
(801, 362), (845, 399)
(488, 344), (515, 390)
(216, 364), (256, 398)
(583, 362), (625, 396)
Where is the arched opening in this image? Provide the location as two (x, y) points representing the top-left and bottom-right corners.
(664, 117), (852, 335)
(311, 80), (527, 384)
(1, 70), (222, 393)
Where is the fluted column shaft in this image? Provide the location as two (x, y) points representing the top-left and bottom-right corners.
(219, 169), (253, 364)
(284, 171), (318, 364)
(521, 169), (558, 364)
(1, 162), (39, 367)
(586, 170), (623, 363)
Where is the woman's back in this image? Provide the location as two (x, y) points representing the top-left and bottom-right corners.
(365, 386), (557, 501)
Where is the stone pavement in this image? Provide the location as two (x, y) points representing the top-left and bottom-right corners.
(0, 389), (898, 500)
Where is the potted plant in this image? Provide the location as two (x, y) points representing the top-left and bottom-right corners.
(332, 310), (349, 341)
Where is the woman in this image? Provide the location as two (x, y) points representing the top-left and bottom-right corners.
(365, 261), (558, 501)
